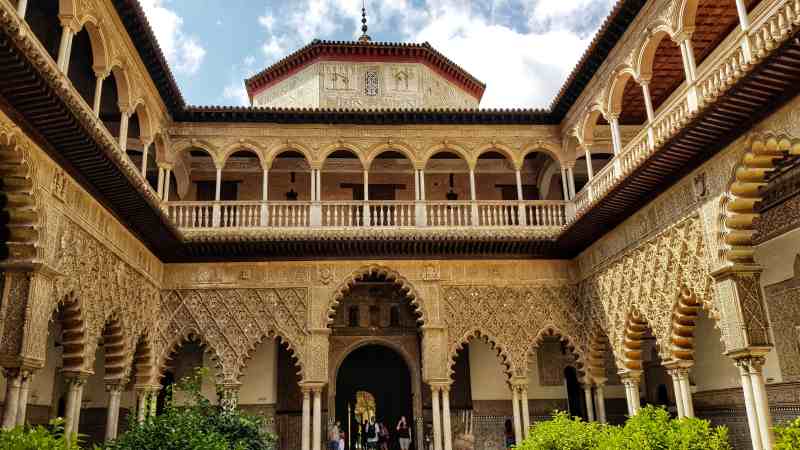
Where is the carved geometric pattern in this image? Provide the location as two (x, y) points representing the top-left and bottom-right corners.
(580, 214), (719, 370)
(441, 285), (585, 379)
(157, 288), (308, 383)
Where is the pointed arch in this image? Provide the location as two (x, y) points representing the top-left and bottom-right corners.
(529, 325), (588, 377)
(0, 128), (41, 265)
(237, 332), (305, 382)
(447, 329), (513, 381)
(156, 329), (226, 383)
(328, 265), (424, 325)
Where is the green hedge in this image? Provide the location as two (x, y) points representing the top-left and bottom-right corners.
(517, 406), (731, 450)
(776, 417), (800, 450)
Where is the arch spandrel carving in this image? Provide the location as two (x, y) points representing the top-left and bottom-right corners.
(441, 284), (585, 380)
(157, 288), (309, 383)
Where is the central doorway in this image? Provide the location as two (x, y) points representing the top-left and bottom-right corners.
(336, 344), (413, 449)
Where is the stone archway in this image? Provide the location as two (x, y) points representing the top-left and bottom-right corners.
(330, 339), (423, 448)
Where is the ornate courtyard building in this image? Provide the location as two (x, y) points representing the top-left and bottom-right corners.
(1, 0), (800, 449)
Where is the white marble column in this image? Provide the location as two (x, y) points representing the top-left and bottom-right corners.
(668, 368), (686, 418)
(140, 140), (151, 178)
(640, 80), (655, 124)
(156, 167), (165, 199)
(312, 387), (322, 450)
(677, 368), (694, 418)
(163, 167), (172, 201)
(214, 167), (222, 201)
(363, 169), (370, 226)
(1, 369), (22, 429)
(748, 358), (775, 450)
(608, 114), (622, 155)
(301, 388), (311, 450)
(583, 385), (595, 421)
(521, 386), (531, 435)
(105, 384), (124, 441)
(736, 360), (763, 450)
(469, 168), (478, 225)
(56, 25), (75, 73)
(16, 371), (31, 426)
(92, 72), (107, 117)
(583, 145), (594, 180)
(118, 111), (131, 152)
(621, 375), (641, 416)
(560, 167), (569, 200)
(431, 385), (443, 450)
(17, 0), (28, 17)
(594, 383), (607, 423)
(442, 385), (453, 450)
(136, 389), (148, 423)
(567, 166), (576, 199)
(511, 385), (523, 444)
(64, 376), (85, 441)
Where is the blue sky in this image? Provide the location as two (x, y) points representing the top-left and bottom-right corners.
(140, 0), (617, 109)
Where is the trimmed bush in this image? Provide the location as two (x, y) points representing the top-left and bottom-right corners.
(518, 405), (730, 450)
(776, 417), (800, 450)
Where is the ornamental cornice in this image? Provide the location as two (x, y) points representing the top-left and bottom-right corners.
(179, 226), (563, 243)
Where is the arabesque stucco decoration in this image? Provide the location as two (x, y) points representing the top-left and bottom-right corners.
(441, 284), (585, 379)
(157, 288), (309, 384)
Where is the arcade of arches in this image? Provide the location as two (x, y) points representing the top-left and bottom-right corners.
(2, 0), (800, 449)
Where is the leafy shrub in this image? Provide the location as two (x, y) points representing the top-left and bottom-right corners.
(516, 411), (608, 450)
(105, 368), (276, 450)
(0, 419), (80, 450)
(776, 417), (800, 450)
(519, 405), (730, 450)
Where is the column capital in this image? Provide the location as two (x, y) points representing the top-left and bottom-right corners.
(673, 29), (695, 44)
(618, 370), (642, 384)
(105, 380), (128, 393)
(300, 381), (326, 393)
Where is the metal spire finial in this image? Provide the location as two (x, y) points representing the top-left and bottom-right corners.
(359, 0), (371, 42)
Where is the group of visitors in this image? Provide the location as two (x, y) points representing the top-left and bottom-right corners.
(328, 416), (412, 450)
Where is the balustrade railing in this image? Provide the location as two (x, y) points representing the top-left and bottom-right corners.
(570, 0), (799, 222)
(477, 202), (520, 227)
(322, 202), (364, 227)
(165, 200), (568, 231)
(219, 201), (262, 228)
(426, 201), (473, 227)
(368, 201), (415, 227)
(523, 202), (567, 227)
(265, 202), (311, 227)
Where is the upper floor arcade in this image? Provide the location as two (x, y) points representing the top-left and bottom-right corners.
(1, 0), (800, 260)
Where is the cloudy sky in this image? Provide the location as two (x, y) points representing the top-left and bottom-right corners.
(139, 0), (617, 109)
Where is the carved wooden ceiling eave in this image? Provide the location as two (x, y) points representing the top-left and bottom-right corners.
(0, 13), (183, 258)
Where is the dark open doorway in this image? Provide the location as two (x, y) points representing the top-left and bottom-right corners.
(564, 366), (585, 420)
(336, 344), (413, 449)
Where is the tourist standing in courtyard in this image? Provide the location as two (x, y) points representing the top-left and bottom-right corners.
(328, 421), (341, 450)
(396, 416), (411, 450)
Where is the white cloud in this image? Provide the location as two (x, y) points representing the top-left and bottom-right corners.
(139, 0), (206, 75)
(223, 82), (250, 106)
(247, 0), (614, 108)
